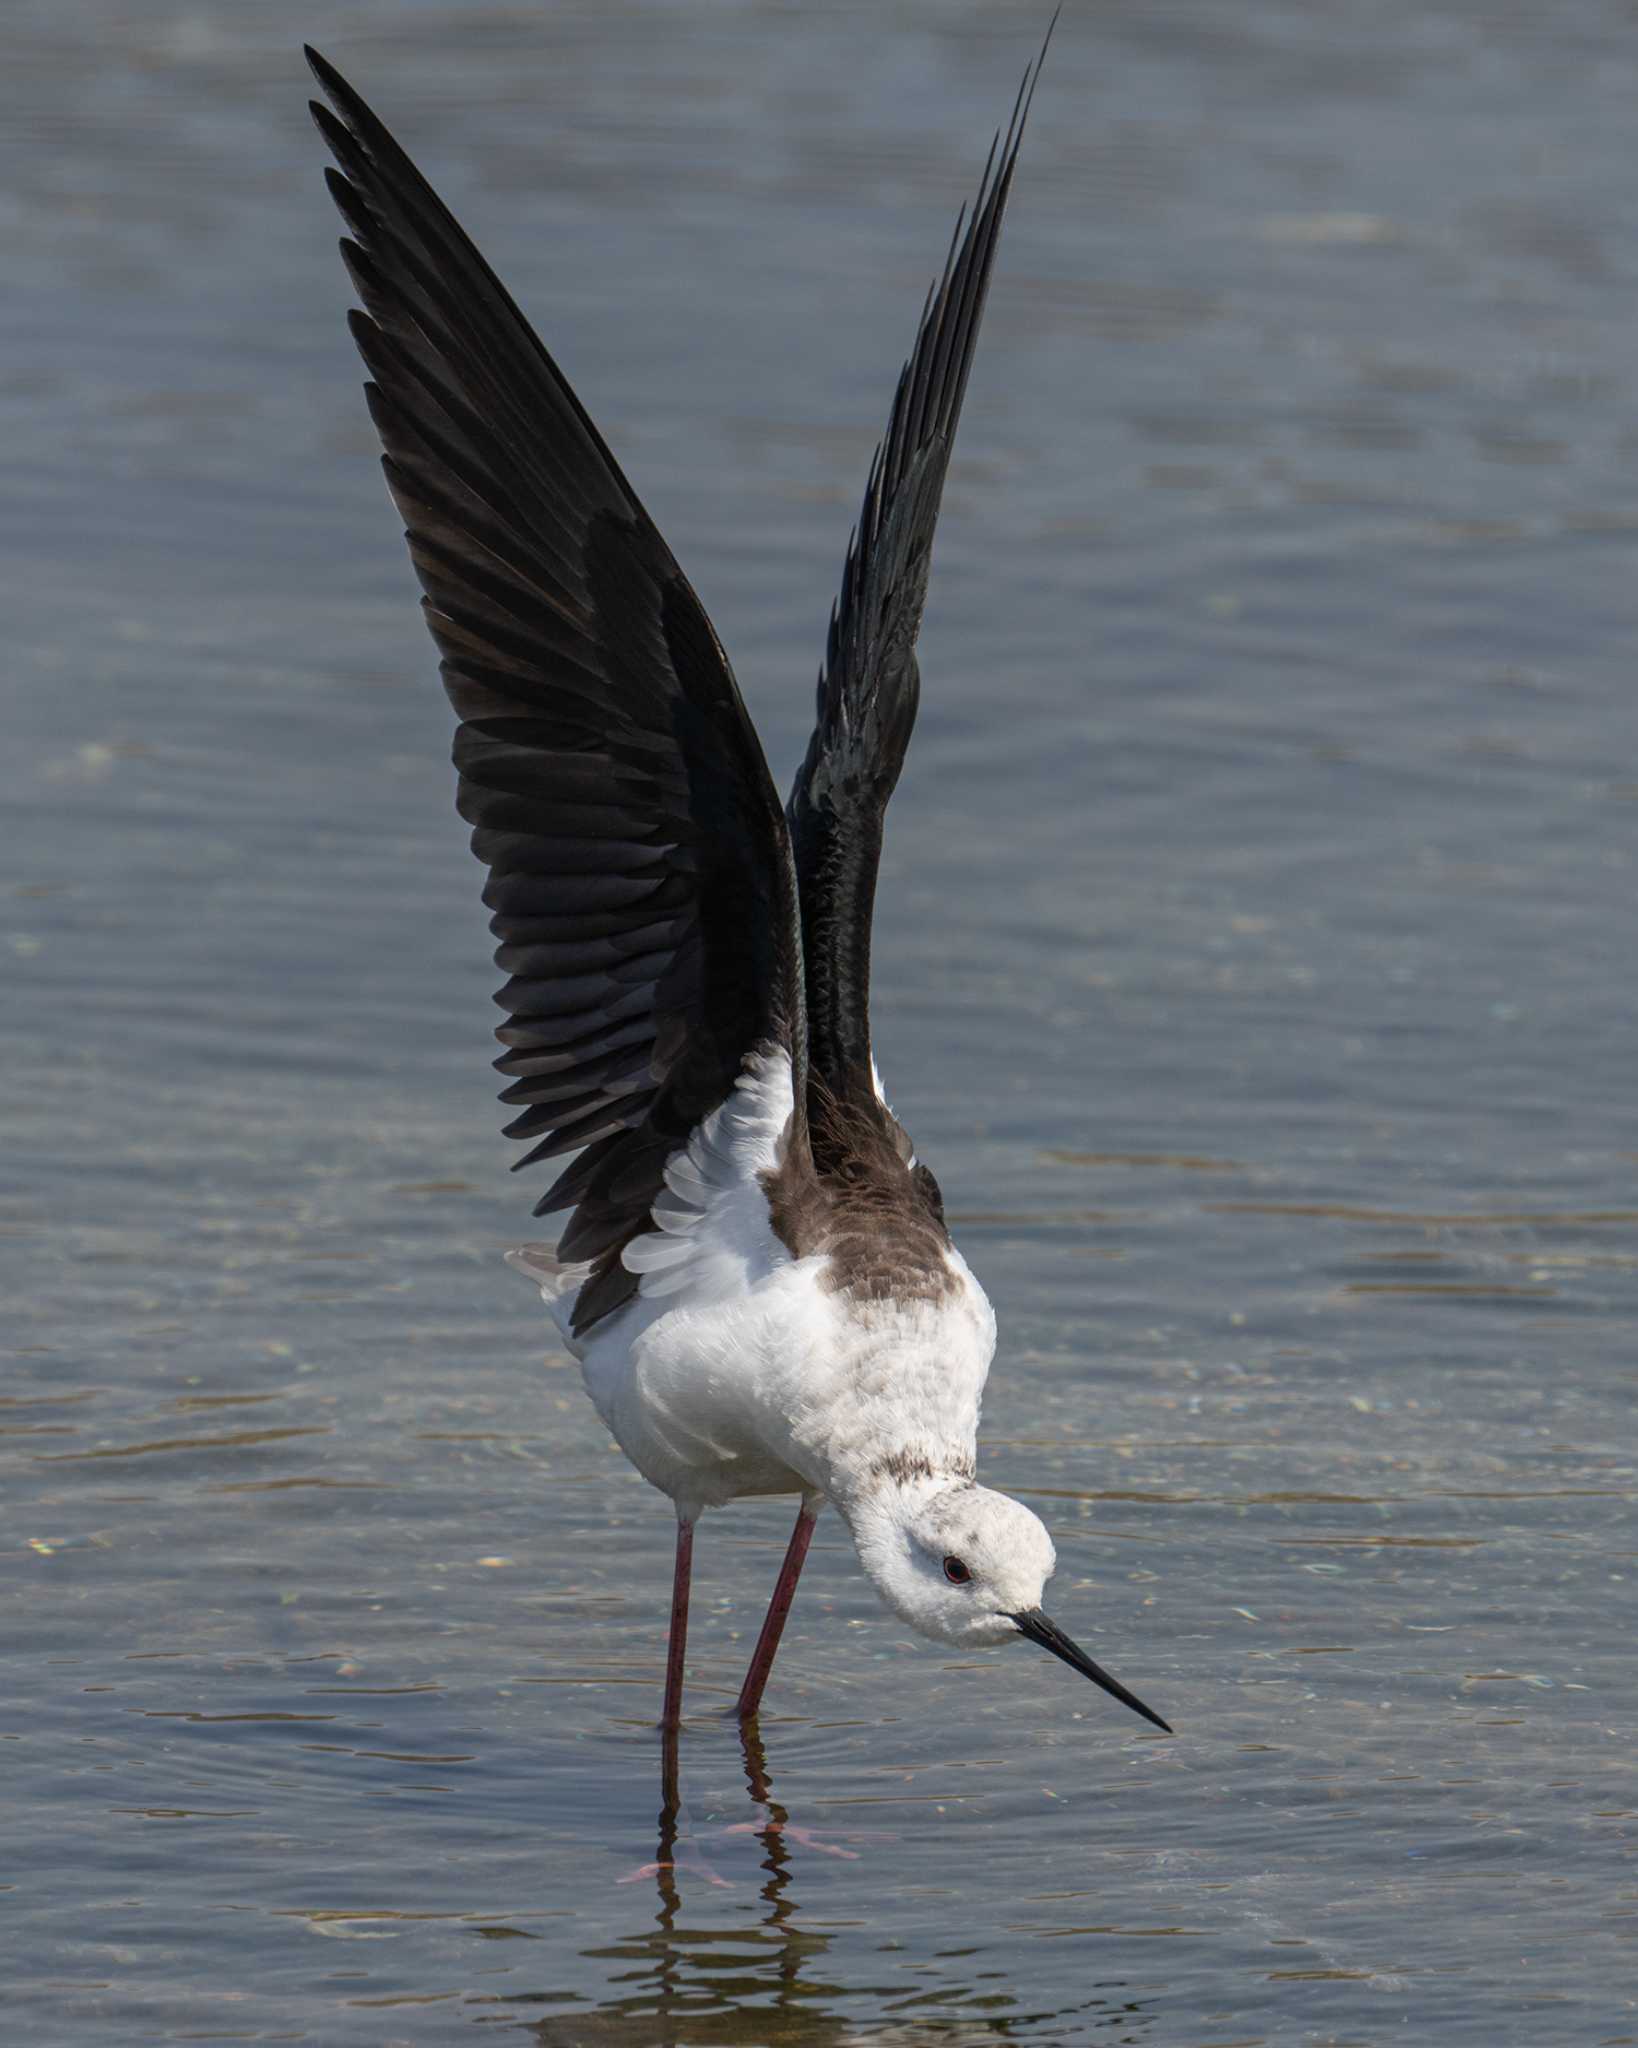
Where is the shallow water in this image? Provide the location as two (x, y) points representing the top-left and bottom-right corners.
(5, 2), (1636, 2041)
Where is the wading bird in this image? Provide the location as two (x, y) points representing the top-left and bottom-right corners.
(308, 24), (1169, 1737)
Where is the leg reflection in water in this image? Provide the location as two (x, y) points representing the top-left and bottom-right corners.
(621, 1722), (864, 1893)
(562, 1725), (862, 2046)
(537, 1727), (1153, 2046)
(715, 1720), (861, 1866)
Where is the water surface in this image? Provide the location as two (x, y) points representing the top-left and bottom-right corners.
(5, 2), (1636, 2041)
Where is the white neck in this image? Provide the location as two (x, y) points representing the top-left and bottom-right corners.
(780, 1285), (995, 1513)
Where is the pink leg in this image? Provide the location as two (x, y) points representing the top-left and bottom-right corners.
(735, 1503), (819, 1720)
(660, 1517), (693, 1731)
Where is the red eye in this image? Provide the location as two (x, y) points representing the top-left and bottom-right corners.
(942, 1555), (972, 1585)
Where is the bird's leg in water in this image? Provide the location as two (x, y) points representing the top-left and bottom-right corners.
(616, 1720), (735, 1888)
(735, 1501), (819, 1719)
(660, 1516), (693, 1730)
(723, 1715), (864, 1859)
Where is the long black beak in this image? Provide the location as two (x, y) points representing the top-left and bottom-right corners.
(1009, 1609), (1172, 1733)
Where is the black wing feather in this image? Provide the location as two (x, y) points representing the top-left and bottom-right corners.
(307, 48), (806, 1332)
(787, 26), (1051, 1141)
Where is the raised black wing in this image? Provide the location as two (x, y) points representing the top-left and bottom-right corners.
(307, 48), (806, 1333)
(787, 30), (1049, 1148)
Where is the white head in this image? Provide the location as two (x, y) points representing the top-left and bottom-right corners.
(844, 1480), (1170, 1732)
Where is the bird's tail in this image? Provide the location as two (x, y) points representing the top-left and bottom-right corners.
(504, 1244), (590, 1352)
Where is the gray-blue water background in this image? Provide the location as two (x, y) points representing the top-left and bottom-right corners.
(5, 2), (1636, 2041)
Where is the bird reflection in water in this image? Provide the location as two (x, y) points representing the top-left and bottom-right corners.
(532, 1721), (855, 2046)
(625, 1722), (864, 1894)
(527, 1724), (1156, 2045)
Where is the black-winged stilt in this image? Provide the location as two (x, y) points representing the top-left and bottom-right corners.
(308, 21), (1169, 1738)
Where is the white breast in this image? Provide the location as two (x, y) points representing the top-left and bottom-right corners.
(511, 1047), (997, 1517)
(517, 1050), (820, 1510)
